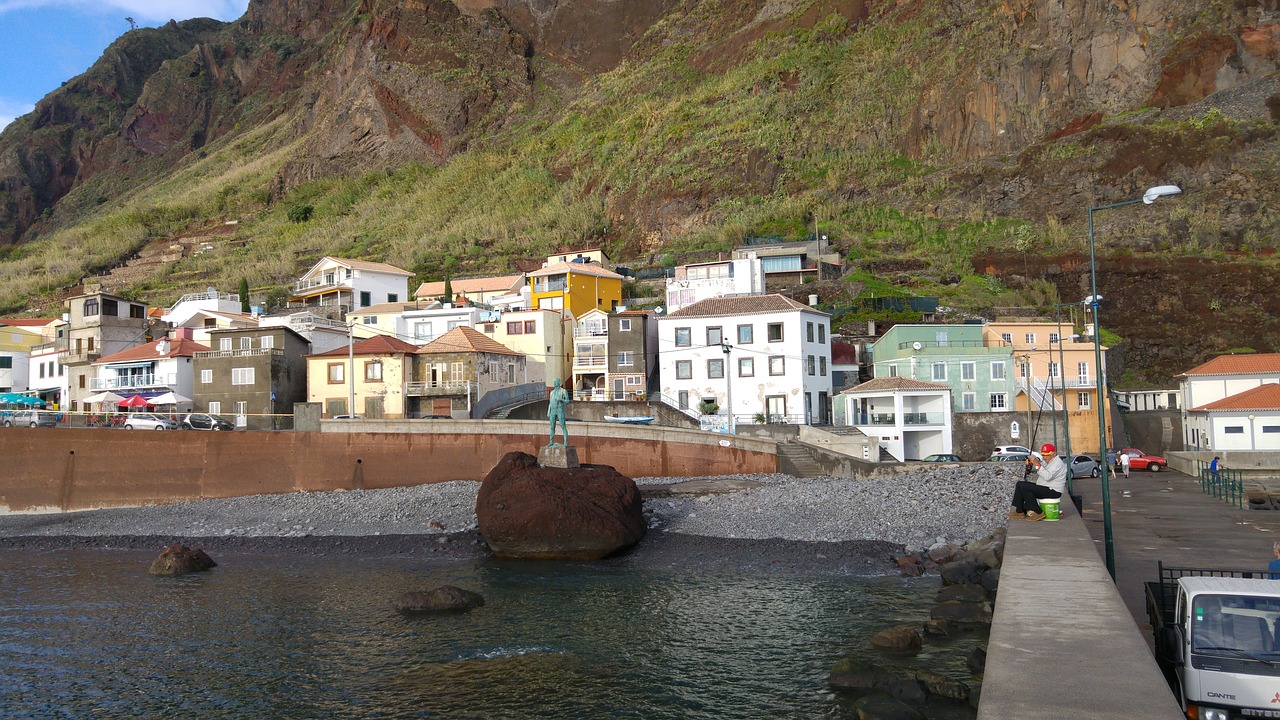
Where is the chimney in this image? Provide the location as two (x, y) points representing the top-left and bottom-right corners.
(867, 319), (876, 336)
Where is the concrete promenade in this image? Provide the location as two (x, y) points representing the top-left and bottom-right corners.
(978, 497), (1184, 719)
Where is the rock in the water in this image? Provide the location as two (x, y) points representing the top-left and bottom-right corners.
(869, 623), (923, 652)
(967, 645), (988, 676)
(829, 658), (925, 702)
(394, 586), (485, 613)
(936, 583), (990, 604)
(914, 670), (970, 701)
(148, 544), (217, 575)
(475, 451), (646, 560)
(930, 599), (993, 625)
(850, 693), (927, 720)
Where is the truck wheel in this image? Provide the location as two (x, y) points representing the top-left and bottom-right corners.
(1150, 463), (1162, 472)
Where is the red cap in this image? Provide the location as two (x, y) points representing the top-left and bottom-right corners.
(1040, 443), (1056, 455)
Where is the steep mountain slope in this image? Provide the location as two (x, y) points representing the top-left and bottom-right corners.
(0, 0), (1276, 383)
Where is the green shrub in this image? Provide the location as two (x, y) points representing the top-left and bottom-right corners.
(287, 204), (314, 223)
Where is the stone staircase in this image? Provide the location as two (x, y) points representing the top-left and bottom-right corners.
(776, 441), (825, 478)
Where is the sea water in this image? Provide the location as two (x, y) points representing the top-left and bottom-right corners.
(0, 549), (982, 719)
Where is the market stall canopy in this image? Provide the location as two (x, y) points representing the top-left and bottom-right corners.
(0, 393), (44, 406)
(82, 391), (125, 405)
(149, 392), (191, 405)
(118, 394), (151, 408)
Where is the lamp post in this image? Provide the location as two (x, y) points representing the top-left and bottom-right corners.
(1088, 184), (1182, 580)
(347, 322), (356, 420)
(721, 341), (734, 434)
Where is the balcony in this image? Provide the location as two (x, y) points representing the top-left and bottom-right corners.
(194, 348), (284, 360)
(90, 373), (178, 391)
(855, 412), (945, 426)
(573, 356), (607, 368)
(293, 274), (351, 295)
(63, 350), (101, 366)
(405, 379), (474, 397)
(573, 327), (609, 338)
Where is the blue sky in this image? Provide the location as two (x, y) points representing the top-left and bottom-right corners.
(0, 1), (249, 130)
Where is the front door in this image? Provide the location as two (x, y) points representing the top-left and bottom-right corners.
(613, 377), (625, 400)
(766, 395), (786, 422)
(818, 391), (829, 424)
(364, 397), (384, 419)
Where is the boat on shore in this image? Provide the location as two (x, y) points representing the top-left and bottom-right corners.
(603, 415), (655, 425)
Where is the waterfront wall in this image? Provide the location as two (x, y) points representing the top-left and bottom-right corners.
(0, 421), (777, 512)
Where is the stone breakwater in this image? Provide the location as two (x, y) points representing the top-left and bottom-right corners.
(0, 464), (1022, 551)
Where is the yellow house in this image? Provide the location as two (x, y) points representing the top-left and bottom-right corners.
(305, 335), (418, 418)
(527, 261), (623, 319)
(984, 319), (1111, 453)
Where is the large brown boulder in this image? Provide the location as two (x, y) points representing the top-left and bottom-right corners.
(475, 451), (646, 560)
(394, 586), (485, 613)
(148, 544), (217, 575)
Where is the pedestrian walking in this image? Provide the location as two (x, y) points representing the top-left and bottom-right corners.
(1209, 455), (1223, 483)
(1269, 541), (1280, 580)
(1119, 451), (1131, 478)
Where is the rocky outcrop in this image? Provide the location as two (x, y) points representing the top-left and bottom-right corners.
(869, 624), (923, 653)
(393, 585), (485, 613)
(148, 543), (217, 575)
(475, 451), (646, 560)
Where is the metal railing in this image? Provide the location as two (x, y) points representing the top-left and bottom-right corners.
(405, 379), (474, 396)
(32, 338), (69, 353)
(572, 389), (647, 402)
(573, 327), (609, 338)
(293, 275), (351, 293)
(1198, 460), (1245, 509)
(89, 373), (178, 390)
(194, 348), (285, 359)
(167, 290), (239, 312)
(572, 356), (608, 368)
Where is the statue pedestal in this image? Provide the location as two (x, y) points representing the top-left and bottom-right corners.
(539, 445), (580, 469)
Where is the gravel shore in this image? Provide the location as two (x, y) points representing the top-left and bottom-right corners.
(0, 462), (1022, 572)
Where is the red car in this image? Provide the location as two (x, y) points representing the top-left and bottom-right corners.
(1117, 447), (1167, 472)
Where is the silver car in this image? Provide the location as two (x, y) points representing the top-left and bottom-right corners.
(1069, 454), (1100, 478)
(5, 410), (58, 428)
(122, 413), (178, 430)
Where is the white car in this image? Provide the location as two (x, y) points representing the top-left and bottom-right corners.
(992, 445), (1032, 456)
(123, 413), (178, 430)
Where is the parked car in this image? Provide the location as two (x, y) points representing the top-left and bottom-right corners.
(992, 445), (1032, 456)
(332, 415), (363, 420)
(988, 452), (1031, 463)
(180, 413), (235, 431)
(923, 453), (963, 462)
(123, 413), (178, 430)
(1117, 447), (1168, 472)
(5, 410), (58, 428)
(1069, 454), (1100, 478)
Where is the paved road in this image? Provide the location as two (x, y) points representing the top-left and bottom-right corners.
(1074, 467), (1280, 638)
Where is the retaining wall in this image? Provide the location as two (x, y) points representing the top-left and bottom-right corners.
(0, 421), (777, 512)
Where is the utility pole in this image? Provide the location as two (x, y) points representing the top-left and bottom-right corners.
(721, 341), (734, 435)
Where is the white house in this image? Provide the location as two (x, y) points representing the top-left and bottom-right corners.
(657, 294), (832, 429)
(397, 304), (484, 346)
(161, 289), (243, 327)
(836, 377), (954, 462)
(665, 257), (765, 313)
(1179, 354), (1280, 452)
(288, 257), (414, 313)
(258, 312), (349, 355)
(90, 335), (209, 405)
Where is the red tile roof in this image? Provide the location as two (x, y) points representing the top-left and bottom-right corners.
(528, 261), (623, 280)
(841, 377), (951, 394)
(0, 318), (58, 327)
(414, 274), (525, 298)
(1178, 353), (1280, 377)
(418, 326), (522, 356)
(1189, 383), (1280, 412)
(95, 337), (210, 364)
(310, 334), (419, 357)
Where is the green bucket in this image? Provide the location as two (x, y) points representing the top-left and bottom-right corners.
(1040, 498), (1061, 521)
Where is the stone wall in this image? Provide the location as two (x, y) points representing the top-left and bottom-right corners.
(1115, 410), (1182, 454)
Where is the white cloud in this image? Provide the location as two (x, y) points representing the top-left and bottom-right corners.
(0, 1), (250, 22)
(0, 99), (36, 132)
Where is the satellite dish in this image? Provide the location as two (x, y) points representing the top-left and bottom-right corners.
(912, 341), (922, 350)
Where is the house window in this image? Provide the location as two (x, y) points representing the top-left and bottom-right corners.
(806, 356), (815, 376)
(231, 367), (255, 385)
(618, 351), (634, 367)
(1049, 332), (1060, 343)
(1019, 361), (1029, 379)
(102, 299), (118, 316)
(260, 336), (274, 349)
(360, 291), (371, 307)
(1078, 391), (1091, 410)
(961, 362), (975, 381)
(38, 363), (44, 379)
(506, 365), (517, 384)
(767, 323), (783, 342)
(483, 324), (495, 333)
(990, 393), (1007, 410)
(79, 375), (85, 388)
(932, 362), (946, 381)
(201, 369), (212, 384)
(626, 376), (642, 386)
(675, 328), (691, 347)
(991, 361), (1006, 380)
(619, 319), (632, 331)
(209, 401), (221, 415)
(1048, 362), (1059, 378)
(676, 360), (692, 379)
(388, 294), (399, 303)
(819, 357), (827, 376)
(361, 316), (377, 325)
(708, 359), (724, 379)
(678, 391), (689, 410)
(130, 304), (144, 319)
(888, 364), (898, 377)
(328, 363), (345, 383)
(707, 327), (723, 346)
(768, 356), (785, 375)
(1025, 333), (1036, 344)
(450, 363), (464, 381)
(240, 337), (253, 350)
(447, 320), (465, 331)
(1078, 362), (1090, 383)
(1225, 426), (1246, 434)
(506, 321), (522, 335)
(738, 325), (753, 344)
(220, 338), (232, 351)
(1262, 426), (1280, 433)
(365, 360), (383, 382)
(818, 325), (825, 343)
(204, 318), (217, 328)
(962, 392), (976, 410)
(739, 357), (754, 377)
(83, 299), (99, 316)
(1000, 332), (1012, 344)
(807, 322), (815, 342)
(416, 322), (435, 340)
(935, 331), (949, 347)
(524, 320), (536, 334)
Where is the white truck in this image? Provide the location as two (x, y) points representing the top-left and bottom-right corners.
(1146, 563), (1280, 719)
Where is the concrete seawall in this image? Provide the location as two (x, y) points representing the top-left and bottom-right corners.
(979, 501), (1183, 719)
(0, 421), (777, 512)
